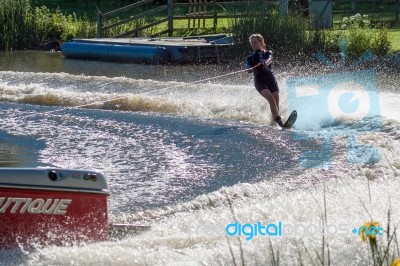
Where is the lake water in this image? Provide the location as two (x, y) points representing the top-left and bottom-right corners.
(0, 50), (400, 265)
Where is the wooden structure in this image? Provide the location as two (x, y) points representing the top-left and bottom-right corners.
(96, 0), (399, 37)
(186, 0), (215, 30)
(309, 0), (333, 28)
(62, 35), (234, 64)
(96, 0), (279, 38)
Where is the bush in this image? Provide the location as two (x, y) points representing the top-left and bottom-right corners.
(338, 14), (392, 60)
(0, 0), (96, 50)
(33, 6), (96, 43)
(0, 0), (34, 50)
(372, 27), (392, 56)
(230, 10), (393, 64)
(230, 6), (333, 61)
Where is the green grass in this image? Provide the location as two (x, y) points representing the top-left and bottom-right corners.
(32, 0), (136, 20)
(333, 1), (399, 16)
(389, 29), (400, 52)
(332, 0), (400, 30)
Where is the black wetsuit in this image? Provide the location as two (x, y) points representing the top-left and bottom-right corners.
(246, 49), (279, 93)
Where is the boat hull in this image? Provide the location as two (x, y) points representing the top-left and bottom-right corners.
(0, 168), (109, 248)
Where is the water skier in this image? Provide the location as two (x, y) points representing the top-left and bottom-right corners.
(246, 33), (284, 127)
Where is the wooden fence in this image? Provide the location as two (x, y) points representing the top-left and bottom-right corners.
(335, 0), (400, 22)
(96, 0), (279, 38)
(96, 0), (400, 38)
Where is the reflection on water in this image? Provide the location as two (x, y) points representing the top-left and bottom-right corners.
(0, 103), (300, 211)
(0, 142), (26, 167)
(0, 131), (44, 168)
(0, 50), (250, 85)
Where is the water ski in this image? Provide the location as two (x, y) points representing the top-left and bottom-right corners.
(283, 110), (297, 129)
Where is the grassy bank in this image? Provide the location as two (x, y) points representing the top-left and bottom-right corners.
(389, 29), (400, 52)
(1, 0), (398, 59)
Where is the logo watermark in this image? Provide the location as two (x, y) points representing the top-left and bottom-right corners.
(220, 221), (384, 241)
(353, 225), (384, 238)
(183, 219), (384, 241)
(285, 44), (382, 168)
(225, 221), (283, 240)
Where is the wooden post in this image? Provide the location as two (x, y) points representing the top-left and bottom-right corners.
(198, 0), (202, 28)
(397, 0), (400, 21)
(203, 0), (207, 28)
(97, 12), (103, 38)
(168, 0), (173, 36)
(351, 0), (357, 14)
(188, 0), (192, 28)
(279, 0), (288, 16)
(213, 0), (217, 32)
(193, 0), (197, 28)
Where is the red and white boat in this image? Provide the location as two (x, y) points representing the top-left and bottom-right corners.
(0, 168), (109, 248)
